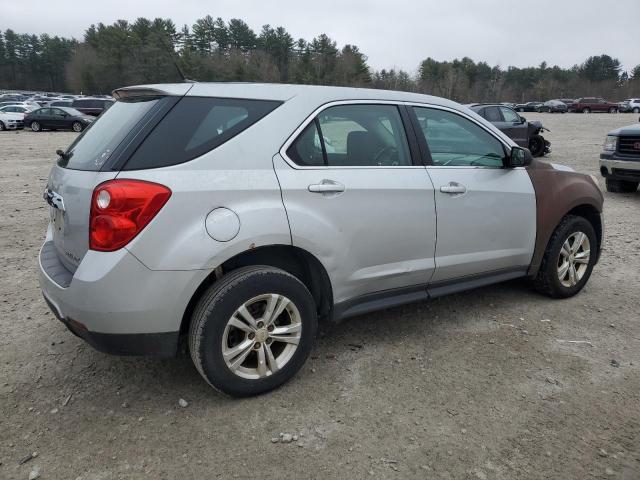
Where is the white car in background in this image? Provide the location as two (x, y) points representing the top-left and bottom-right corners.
(0, 108), (25, 130)
(0, 104), (35, 115)
(0, 101), (40, 111)
(619, 99), (640, 114)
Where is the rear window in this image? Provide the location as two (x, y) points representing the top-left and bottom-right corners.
(122, 97), (281, 170)
(60, 97), (162, 170)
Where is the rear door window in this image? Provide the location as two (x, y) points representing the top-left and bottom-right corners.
(483, 106), (502, 122)
(123, 97), (281, 170)
(286, 104), (412, 167)
(318, 104), (412, 167)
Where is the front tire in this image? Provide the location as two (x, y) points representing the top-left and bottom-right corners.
(189, 266), (318, 397)
(30, 121), (41, 132)
(606, 178), (638, 193)
(582, 108), (591, 113)
(529, 134), (545, 157)
(633, 107), (640, 114)
(533, 215), (597, 298)
(0, 121), (5, 131)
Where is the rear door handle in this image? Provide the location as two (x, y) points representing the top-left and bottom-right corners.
(440, 182), (467, 194)
(308, 180), (345, 193)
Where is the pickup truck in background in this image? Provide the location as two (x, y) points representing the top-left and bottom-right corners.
(600, 117), (640, 192)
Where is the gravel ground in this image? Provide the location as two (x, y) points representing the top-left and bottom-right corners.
(1, 113), (639, 480)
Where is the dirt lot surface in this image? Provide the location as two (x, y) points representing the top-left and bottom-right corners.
(1, 113), (639, 480)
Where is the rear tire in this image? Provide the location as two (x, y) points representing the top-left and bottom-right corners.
(31, 121), (41, 132)
(72, 121), (83, 132)
(606, 178), (638, 193)
(189, 266), (318, 397)
(0, 121), (5, 131)
(533, 215), (597, 298)
(582, 108), (591, 113)
(633, 107), (640, 114)
(608, 107), (617, 113)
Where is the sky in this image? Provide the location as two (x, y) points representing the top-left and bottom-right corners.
(2, 0), (639, 73)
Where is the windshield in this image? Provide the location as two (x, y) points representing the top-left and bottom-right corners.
(59, 96), (162, 171)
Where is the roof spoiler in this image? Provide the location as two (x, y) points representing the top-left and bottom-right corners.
(112, 87), (169, 100)
(111, 84), (194, 100)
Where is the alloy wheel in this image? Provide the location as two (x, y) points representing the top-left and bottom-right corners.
(557, 231), (590, 288)
(222, 293), (302, 380)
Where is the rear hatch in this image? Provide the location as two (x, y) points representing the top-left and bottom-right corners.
(45, 91), (181, 273)
(45, 84), (282, 274)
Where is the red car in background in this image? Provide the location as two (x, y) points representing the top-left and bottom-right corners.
(569, 97), (619, 113)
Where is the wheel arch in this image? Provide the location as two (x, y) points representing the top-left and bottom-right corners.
(526, 161), (604, 276)
(566, 203), (602, 261)
(179, 244), (334, 336)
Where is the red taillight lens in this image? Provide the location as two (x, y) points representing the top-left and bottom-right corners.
(89, 179), (171, 251)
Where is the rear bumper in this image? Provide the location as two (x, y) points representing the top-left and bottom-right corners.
(43, 292), (179, 356)
(38, 226), (211, 356)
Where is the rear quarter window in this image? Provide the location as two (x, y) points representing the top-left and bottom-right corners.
(60, 97), (163, 171)
(122, 97), (281, 170)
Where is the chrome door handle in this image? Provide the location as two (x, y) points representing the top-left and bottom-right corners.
(308, 180), (345, 193)
(440, 182), (467, 194)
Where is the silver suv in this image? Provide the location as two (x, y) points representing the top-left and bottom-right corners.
(39, 83), (604, 396)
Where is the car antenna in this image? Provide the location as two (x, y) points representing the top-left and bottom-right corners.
(158, 37), (196, 83)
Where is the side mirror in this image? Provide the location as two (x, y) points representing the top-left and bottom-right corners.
(507, 146), (532, 168)
(519, 116), (527, 123)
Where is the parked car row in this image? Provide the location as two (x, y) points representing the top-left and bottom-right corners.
(0, 105), (96, 132)
(507, 97), (640, 114)
(0, 91), (114, 115)
(0, 90), (114, 131)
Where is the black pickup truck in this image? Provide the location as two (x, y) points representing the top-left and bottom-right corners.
(600, 118), (640, 192)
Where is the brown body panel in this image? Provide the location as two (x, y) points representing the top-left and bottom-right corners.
(526, 159), (604, 276)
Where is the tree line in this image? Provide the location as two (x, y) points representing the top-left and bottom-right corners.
(1, 16), (639, 102)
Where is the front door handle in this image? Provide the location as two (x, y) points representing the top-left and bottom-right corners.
(440, 182), (467, 194)
(308, 180), (345, 193)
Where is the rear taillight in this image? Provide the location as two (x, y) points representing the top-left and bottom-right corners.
(89, 179), (171, 251)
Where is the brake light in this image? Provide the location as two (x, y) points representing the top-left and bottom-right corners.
(89, 179), (171, 251)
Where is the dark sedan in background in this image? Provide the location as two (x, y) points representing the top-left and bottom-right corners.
(24, 107), (94, 132)
(514, 101), (543, 112)
(539, 100), (568, 113)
